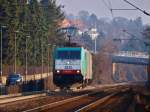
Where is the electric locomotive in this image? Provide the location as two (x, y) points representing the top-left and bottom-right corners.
(53, 46), (92, 89)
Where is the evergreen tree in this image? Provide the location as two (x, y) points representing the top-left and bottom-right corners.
(0, 0), (65, 68)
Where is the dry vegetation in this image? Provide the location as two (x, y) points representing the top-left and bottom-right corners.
(92, 39), (147, 85)
(92, 39), (117, 84)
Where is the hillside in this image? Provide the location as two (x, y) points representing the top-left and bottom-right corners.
(64, 11), (149, 84)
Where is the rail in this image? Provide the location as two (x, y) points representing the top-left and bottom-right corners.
(75, 91), (132, 112)
(22, 93), (90, 112)
(22, 86), (127, 112)
(0, 91), (45, 100)
(75, 93), (117, 112)
(0, 93), (46, 105)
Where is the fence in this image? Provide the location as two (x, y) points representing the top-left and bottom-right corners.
(0, 75), (56, 95)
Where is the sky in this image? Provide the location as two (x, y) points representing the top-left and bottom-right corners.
(57, 0), (150, 25)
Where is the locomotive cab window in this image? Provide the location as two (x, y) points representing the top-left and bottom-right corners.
(57, 50), (81, 59)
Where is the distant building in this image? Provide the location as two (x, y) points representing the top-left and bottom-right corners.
(59, 19), (71, 28)
(59, 19), (84, 37)
(77, 30), (83, 36)
(88, 28), (99, 40)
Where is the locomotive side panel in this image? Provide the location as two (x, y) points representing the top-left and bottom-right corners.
(89, 53), (93, 79)
(84, 50), (92, 81)
(81, 48), (86, 79)
(86, 50), (91, 79)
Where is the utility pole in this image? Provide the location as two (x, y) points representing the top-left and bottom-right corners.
(145, 43), (150, 82)
(0, 27), (2, 84)
(47, 44), (56, 91)
(89, 28), (98, 54)
(15, 32), (16, 74)
(94, 37), (97, 54)
(0, 26), (6, 95)
(0, 26), (6, 84)
(25, 35), (30, 83)
(41, 36), (43, 80)
(14, 31), (19, 73)
(47, 44), (50, 91)
(67, 35), (71, 45)
(148, 50), (150, 82)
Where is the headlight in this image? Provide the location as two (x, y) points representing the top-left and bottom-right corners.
(56, 70), (60, 73)
(16, 79), (20, 82)
(77, 70), (80, 73)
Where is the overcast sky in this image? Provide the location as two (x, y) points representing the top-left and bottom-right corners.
(57, 0), (150, 25)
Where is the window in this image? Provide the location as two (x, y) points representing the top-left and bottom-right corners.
(57, 50), (81, 59)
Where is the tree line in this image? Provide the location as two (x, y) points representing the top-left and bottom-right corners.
(67, 10), (150, 52)
(0, 0), (65, 68)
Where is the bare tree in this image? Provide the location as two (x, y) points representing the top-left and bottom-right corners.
(143, 25), (150, 40)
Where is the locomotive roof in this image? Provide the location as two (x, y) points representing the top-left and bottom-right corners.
(55, 47), (93, 54)
(56, 47), (83, 50)
(57, 42), (90, 51)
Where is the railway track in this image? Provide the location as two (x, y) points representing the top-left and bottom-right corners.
(22, 92), (107, 112)
(75, 91), (133, 112)
(0, 89), (94, 112)
(1, 83), (149, 112)
(22, 86), (131, 112)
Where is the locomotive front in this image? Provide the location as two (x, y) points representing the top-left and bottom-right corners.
(53, 47), (83, 89)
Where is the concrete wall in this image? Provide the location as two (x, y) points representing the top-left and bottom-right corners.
(1, 73), (52, 84)
(1, 72), (56, 94)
